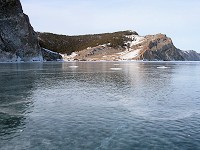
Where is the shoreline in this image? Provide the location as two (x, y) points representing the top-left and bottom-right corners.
(0, 60), (200, 64)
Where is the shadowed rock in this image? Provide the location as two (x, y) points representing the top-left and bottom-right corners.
(136, 34), (185, 61)
(0, 0), (43, 62)
(179, 50), (200, 61)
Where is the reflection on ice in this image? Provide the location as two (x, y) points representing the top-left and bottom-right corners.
(1, 61), (200, 149)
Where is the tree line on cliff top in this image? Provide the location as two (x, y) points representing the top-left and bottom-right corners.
(38, 30), (137, 55)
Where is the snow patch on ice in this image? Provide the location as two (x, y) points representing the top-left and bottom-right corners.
(69, 65), (79, 68)
(157, 66), (170, 69)
(110, 68), (122, 71)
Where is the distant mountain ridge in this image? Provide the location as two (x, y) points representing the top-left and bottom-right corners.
(180, 50), (200, 61)
(38, 31), (200, 61)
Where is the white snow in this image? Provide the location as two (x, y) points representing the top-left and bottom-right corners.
(99, 44), (106, 47)
(70, 52), (78, 57)
(16, 56), (22, 62)
(99, 43), (111, 47)
(69, 66), (79, 68)
(43, 48), (58, 55)
(116, 34), (144, 60)
(183, 50), (193, 54)
(87, 47), (92, 50)
(157, 66), (170, 69)
(124, 35), (145, 48)
(61, 52), (78, 61)
(110, 68), (122, 70)
(120, 49), (141, 60)
(116, 52), (125, 55)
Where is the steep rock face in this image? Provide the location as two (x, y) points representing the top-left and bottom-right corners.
(136, 34), (185, 61)
(0, 0), (43, 62)
(179, 50), (200, 61)
(41, 48), (63, 61)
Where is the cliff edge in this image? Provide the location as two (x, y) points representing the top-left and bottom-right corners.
(0, 0), (43, 62)
(39, 31), (200, 61)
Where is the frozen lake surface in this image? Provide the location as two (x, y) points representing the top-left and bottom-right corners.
(0, 61), (200, 150)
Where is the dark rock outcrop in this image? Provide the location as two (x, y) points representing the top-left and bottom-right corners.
(179, 50), (200, 61)
(136, 34), (185, 61)
(0, 0), (43, 62)
(135, 34), (200, 61)
(41, 48), (63, 61)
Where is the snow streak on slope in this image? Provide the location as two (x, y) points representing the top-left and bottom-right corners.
(119, 35), (145, 60)
(61, 52), (78, 61)
(120, 49), (141, 60)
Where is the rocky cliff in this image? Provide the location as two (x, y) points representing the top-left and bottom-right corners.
(0, 0), (43, 62)
(125, 34), (200, 61)
(130, 34), (185, 61)
(39, 31), (200, 61)
(179, 50), (200, 61)
(41, 48), (62, 61)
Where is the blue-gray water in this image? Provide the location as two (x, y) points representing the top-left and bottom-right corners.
(0, 61), (200, 150)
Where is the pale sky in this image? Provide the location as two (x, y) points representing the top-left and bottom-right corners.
(21, 0), (200, 52)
